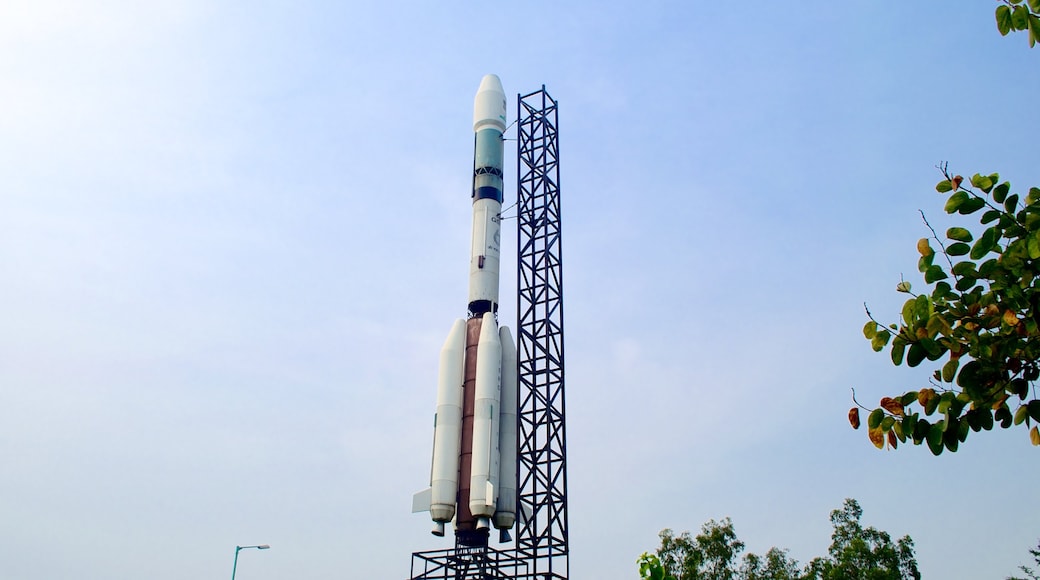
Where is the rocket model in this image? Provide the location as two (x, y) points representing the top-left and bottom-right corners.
(413, 74), (519, 546)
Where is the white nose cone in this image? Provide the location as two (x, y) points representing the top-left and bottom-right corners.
(473, 74), (507, 133)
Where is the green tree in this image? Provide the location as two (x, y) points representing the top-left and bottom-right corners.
(641, 499), (915, 580)
(995, 0), (1040, 47)
(740, 548), (801, 580)
(1009, 540), (1040, 580)
(657, 518), (746, 580)
(803, 499), (919, 580)
(852, 4), (1040, 453)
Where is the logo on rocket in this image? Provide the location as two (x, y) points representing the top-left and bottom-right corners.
(413, 75), (519, 547)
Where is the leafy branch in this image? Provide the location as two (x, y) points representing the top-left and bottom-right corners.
(996, 0), (1040, 47)
(855, 166), (1040, 454)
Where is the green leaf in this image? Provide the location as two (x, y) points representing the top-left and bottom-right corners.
(881, 416), (895, 431)
(967, 409), (982, 432)
(945, 422), (961, 451)
(924, 391), (939, 415)
(946, 227), (973, 242)
(946, 242), (970, 257)
(917, 253), (934, 273)
(893, 420), (906, 442)
(1005, 194), (1020, 213)
(871, 330), (891, 352)
(992, 183), (1010, 204)
(981, 408), (995, 431)
(970, 226), (999, 259)
(996, 406), (1013, 429)
(901, 298), (916, 326)
(1028, 230), (1040, 259)
(971, 174), (994, 193)
(1015, 405), (1030, 425)
(959, 197), (987, 215)
(1013, 5), (1030, 29)
(1029, 187), (1040, 205)
(863, 321), (877, 339)
(924, 265), (948, 283)
(936, 179), (953, 193)
(907, 342), (926, 367)
(952, 261), (977, 277)
(914, 295), (932, 320)
(926, 423), (945, 455)
(937, 391), (954, 414)
(998, 4), (1014, 35)
(955, 276), (976, 292)
(919, 336), (942, 359)
(945, 191), (969, 213)
(891, 336), (907, 365)
(913, 417), (929, 443)
(1028, 400), (1040, 422)
(868, 408), (884, 430)
(942, 359), (959, 383)
(1030, 0), (1040, 12)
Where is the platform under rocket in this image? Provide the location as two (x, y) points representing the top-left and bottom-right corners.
(412, 74), (518, 546)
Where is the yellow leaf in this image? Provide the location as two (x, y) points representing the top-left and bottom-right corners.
(917, 238), (933, 257)
(1004, 310), (1020, 326)
(1031, 426), (1040, 446)
(869, 426), (885, 449)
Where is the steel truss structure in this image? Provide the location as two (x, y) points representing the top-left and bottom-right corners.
(409, 86), (566, 580)
(409, 546), (528, 580)
(514, 86), (568, 580)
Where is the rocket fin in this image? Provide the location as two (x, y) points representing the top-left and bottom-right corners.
(412, 488), (432, 513)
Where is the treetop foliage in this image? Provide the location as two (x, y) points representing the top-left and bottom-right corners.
(638, 499), (918, 580)
(1008, 540), (1040, 580)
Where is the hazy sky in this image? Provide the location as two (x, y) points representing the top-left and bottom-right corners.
(2, 2), (1038, 579)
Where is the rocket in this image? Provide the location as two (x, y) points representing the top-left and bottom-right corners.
(413, 74), (518, 546)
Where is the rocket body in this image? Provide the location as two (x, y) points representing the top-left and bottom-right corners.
(414, 75), (518, 546)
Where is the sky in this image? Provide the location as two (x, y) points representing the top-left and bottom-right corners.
(1, 1), (1038, 579)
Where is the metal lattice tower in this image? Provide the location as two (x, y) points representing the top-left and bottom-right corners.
(515, 87), (568, 580)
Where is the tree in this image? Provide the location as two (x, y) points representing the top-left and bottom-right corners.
(803, 499), (920, 580)
(640, 499), (917, 580)
(657, 518), (747, 580)
(995, 0), (1040, 47)
(740, 548), (801, 580)
(851, 4), (1040, 453)
(1009, 540), (1040, 580)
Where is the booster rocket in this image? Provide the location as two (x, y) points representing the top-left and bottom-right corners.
(413, 74), (518, 546)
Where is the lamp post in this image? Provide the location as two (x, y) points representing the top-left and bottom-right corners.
(231, 544), (269, 580)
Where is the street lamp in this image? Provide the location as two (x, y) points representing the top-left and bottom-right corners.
(231, 544), (270, 580)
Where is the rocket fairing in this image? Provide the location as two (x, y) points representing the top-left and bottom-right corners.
(413, 75), (518, 545)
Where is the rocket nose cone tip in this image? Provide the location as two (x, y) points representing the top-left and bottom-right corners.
(473, 74), (507, 132)
(478, 74), (503, 94)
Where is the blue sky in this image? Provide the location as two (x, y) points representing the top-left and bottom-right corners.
(2, 1), (1038, 579)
